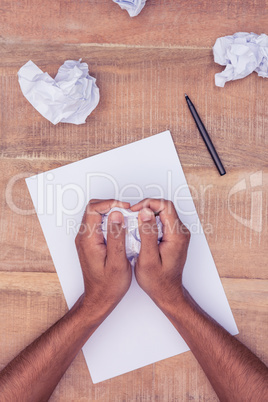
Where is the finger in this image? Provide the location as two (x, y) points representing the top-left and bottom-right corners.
(106, 211), (128, 268)
(131, 198), (172, 215)
(132, 199), (182, 242)
(77, 199), (130, 246)
(138, 208), (161, 264)
(88, 199), (130, 209)
(131, 198), (164, 213)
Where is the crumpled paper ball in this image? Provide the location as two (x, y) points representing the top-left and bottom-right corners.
(18, 59), (100, 125)
(101, 207), (163, 266)
(213, 32), (268, 87)
(113, 0), (146, 17)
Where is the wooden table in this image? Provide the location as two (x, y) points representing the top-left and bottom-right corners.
(0, 1), (267, 400)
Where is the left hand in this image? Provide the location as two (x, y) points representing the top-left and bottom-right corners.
(75, 199), (132, 319)
(130, 199), (190, 311)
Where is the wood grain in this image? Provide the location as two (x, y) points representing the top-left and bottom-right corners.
(0, 0), (267, 47)
(0, 0), (267, 400)
(1, 44), (268, 168)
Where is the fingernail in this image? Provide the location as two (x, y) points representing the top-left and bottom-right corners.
(109, 211), (123, 224)
(140, 208), (154, 222)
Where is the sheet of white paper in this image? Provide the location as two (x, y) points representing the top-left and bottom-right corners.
(26, 131), (238, 383)
(213, 32), (268, 87)
(113, 0), (146, 17)
(18, 59), (100, 125)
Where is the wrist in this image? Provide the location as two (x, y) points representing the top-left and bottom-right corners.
(154, 286), (192, 322)
(157, 287), (209, 342)
(73, 294), (107, 329)
(79, 293), (121, 326)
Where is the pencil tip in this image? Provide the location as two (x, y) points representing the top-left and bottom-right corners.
(184, 93), (188, 98)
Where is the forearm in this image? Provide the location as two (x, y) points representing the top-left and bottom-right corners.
(0, 295), (104, 402)
(158, 289), (268, 402)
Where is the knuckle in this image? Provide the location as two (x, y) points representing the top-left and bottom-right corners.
(75, 234), (80, 247)
(108, 262), (119, 272)
(114, 241), (125, 254)
(85, 241), (98, 254)
(165, 199), (175, 210)
(79, 233), (92, 248)
(86, 203), (94, 214)
(137, 260), (151, 271)
(157, 197), (166, 205)
(185, 232), (191, 245)
(148, 255), (159, 268)
(85, 206), (99, 221)
(166, 199), (174, 207)
(158, 198), (170, 205)
(108, 258), (127, 273)
(139, 250), (160, 267)
(107, 199), (118, 207)
(173, 226), (191, 247)
(143, 198), (155, 207)
(182, 225), (191, 240)
(156, 199), (175, 215)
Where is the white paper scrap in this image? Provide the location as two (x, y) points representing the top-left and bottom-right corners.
(18, 59), (100, 125)
(113, 0), (146, 17)
(102, 207), (163, 267)
(213, 32), (268, 87)
(26, 131), (238, 383)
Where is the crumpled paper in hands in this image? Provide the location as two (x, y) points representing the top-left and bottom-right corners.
(102, 207), (163, 267)
(113, 0), (146, 17)
(213, 32), (268, 87)
(18, 59), (100, 125)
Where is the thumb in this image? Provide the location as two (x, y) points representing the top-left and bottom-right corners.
(138, 208), (160, 263)
(106, 211), (128, 268)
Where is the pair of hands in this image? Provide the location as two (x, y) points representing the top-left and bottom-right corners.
(75, 199), (190, 319)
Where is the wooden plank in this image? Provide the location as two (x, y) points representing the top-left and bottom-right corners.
(0, 0), (267, 47)
(0, 273), (267, 401)
(0, 158), (60, 273)
(0, 45), (268, 168)
(0, 273), (67, 370)
(222, 278), (268, 365)
(0, 159), (267, 279)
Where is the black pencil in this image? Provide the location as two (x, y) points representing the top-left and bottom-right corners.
(185, 94), (226, 176)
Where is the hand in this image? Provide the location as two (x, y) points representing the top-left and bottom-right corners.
(75, 199), (132, 318)
(131, 199), (190, 310)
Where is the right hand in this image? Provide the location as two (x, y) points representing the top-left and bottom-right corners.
(75, 199), (132, 319)
(131, 199), (191, 309)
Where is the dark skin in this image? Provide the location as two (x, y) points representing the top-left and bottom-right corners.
(0, 198), (267, 401)
(132, 199), (268, 402)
